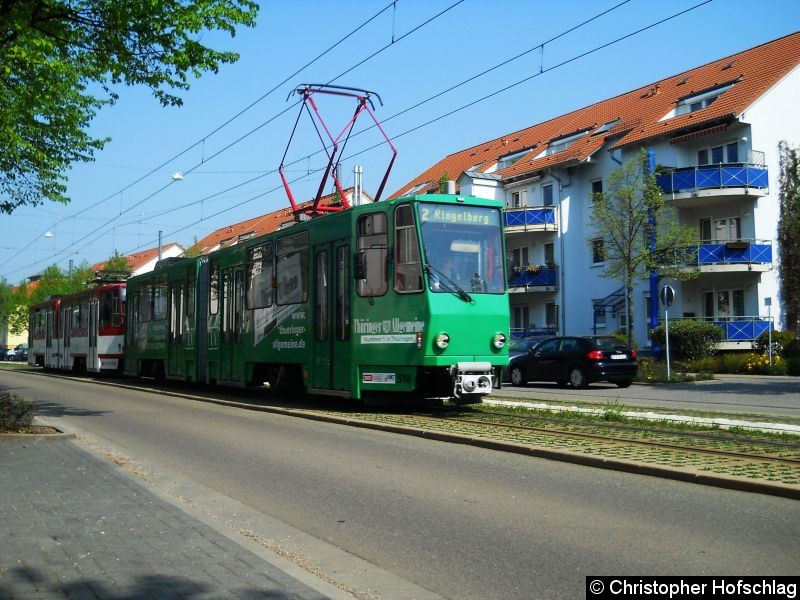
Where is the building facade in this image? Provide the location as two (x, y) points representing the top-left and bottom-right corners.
(391, 32), (800, 350)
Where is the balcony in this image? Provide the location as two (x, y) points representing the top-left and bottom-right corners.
(670, 317), (774, 350)
(504, 206), (558, 233)
(508, 265), (558, 292)
(682, 240), (772, 273)
(656, 163), (768, 207)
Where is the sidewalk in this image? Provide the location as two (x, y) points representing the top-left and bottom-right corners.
(0, 434), (348, 600)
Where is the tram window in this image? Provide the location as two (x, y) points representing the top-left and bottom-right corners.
(356, 213), (388, 297)
(186, 267), (195, 318)
(222, 271), (230, 333)
(209, 259), (220, 315)
(128, 294), (138, 345)
(152, 284), (167, 320)
(394, 205), (422, 293)
(336, 245), (350, 341)
(276, 232), (309, 305)
(100, 291), (113, 328)
(113, 288), (124, 326)
(139, 287), (152, 322)
(247, 243), (274, 309)
(315, 250), (328, 342)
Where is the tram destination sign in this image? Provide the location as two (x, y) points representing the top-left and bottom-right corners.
(419, 204), (499, 226)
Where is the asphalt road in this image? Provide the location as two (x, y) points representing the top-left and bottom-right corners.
(3, 370), (799, 599)
(497, 375), (800, 419)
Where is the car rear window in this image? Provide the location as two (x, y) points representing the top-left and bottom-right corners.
(591, 337), (626, 350)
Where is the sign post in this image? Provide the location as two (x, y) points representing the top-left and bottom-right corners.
(766, 297), (773, 365)
(660, 285), (675, 379)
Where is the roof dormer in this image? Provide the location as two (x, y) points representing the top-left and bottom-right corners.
(659, 81), (736, 121)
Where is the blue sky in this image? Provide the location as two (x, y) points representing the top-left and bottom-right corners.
(2, 0), (799, 283)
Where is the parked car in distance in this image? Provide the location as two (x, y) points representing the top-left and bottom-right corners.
(507, 335), (638, 389)
(13, 344), (28, 362)
(0, 346), (10, 361)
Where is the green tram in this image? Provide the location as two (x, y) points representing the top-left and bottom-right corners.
(125, 193), (510, 402)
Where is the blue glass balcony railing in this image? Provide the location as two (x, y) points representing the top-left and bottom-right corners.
(508, 266), (558, 287)
(695, 240), (772, 266)
(504, 206), (557, 230)
(715, 318), (772, 342)
(656, 163), (768, 194)
(670, 317), (773, 343)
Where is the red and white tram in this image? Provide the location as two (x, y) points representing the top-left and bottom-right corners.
(29, 279), (126, 374)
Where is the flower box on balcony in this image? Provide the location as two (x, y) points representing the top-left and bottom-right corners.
(724, 241), (750, 250)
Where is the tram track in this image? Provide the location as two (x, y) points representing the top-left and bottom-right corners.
(400, 413), (800, 467)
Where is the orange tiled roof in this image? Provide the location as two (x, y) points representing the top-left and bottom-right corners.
(391, 31), (800, 197)
(191, 189), (357, 255)
(91, 243), (183, 273)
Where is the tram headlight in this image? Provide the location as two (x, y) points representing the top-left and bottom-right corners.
(493, 332), (506, 349)
(435, 332), (450, 349)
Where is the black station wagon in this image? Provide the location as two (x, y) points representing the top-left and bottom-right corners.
(507, 335), (638, 389)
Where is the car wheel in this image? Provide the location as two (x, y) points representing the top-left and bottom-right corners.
(569, 366), (588, 389)
(510, 366), (526, 386)
(615, 379), (633, 388)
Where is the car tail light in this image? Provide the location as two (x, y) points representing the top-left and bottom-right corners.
(630, 349), (637, 359)
(587, 350), (604, 360)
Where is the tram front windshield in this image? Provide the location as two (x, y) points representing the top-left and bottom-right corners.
(418, 203), (505, 294)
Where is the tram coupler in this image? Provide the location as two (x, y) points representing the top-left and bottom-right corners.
(451, 362), (494, 400)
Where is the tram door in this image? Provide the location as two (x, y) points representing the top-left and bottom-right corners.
(45, 310), (53, 368)
(312, 241), (352, 392)
(220, 266), (245, 383)
(167, 282), (185, 378)
(88, 300), (98, 371)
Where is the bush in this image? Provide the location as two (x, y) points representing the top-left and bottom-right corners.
(635, 358), (710, 383)
(0, 391), (36, 431)
(682, 352), (788, 375)
(650, 320), (723, 361)
(754, 329), (796, 356)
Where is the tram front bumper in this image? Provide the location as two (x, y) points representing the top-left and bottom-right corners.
(450, 361), (494, 398)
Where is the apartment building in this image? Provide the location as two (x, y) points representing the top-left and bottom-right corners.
(390, 32), (800, 350)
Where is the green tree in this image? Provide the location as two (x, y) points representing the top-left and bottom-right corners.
(5, 262), (92, 335)
(101, 250), (132, 274)
(0, 278), (11, 341)
(438, 171), (451, 193)
(0, 0), (259, 214)
(778, 141), (800, 334)
(590, 149), (699, 346)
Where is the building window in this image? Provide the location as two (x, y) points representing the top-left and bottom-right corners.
(698, 142), (739, 165)
(498, 149), (532, 170)
(545, 303), (559, 331)
(512, 305), (530, 334)
(544, 130), (588, 156)
(542, 184), (553, 206)
(544, 242), (555, 266)
(509, 189), (527, 208)
(592, 239), (605, 264)
(510, 246), (529, 272)
(591, 179), (603, 201)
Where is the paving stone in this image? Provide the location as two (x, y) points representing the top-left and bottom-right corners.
(0, 438), (333, 599)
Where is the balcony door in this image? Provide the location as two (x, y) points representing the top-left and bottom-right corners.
(703, 289), (744, 321)
(700, 217), (740, 243)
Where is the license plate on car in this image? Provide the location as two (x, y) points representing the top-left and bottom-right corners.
(611, 354), (627, 360)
